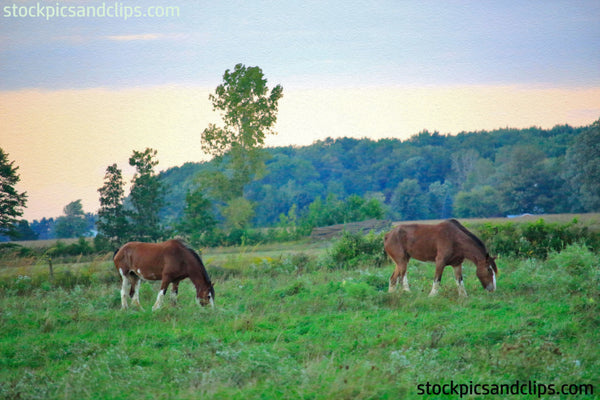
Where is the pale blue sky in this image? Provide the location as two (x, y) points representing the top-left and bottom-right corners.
(2, 0), (599, 90)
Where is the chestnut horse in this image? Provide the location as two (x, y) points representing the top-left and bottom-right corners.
(114, 239), (214, 310)
(384, 219), (497, 297)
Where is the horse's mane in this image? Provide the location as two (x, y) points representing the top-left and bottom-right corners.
(176, 239), (213, 287)
(447, 219), (489, 255)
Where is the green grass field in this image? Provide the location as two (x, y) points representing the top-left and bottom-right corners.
(1, 233), (599, 399)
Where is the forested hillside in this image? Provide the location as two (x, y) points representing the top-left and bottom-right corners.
(159, 122), (598, 227)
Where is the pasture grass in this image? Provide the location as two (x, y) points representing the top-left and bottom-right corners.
(0, 242), (598, 399)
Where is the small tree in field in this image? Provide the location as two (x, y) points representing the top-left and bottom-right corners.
(0, 148), (27, 237)
(201, 64), (283, 229)
(128, 148), (165, 241)
(54, 200), (88, 238)
(97, 163), (130, 247)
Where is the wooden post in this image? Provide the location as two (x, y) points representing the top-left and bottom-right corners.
(48, 257), (54, 281)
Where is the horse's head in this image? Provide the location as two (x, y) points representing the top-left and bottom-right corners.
(476, 255), (497, 292)
(197, 283), (215, 307)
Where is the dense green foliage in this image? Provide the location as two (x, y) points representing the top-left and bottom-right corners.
(1, 237), (598, 399)
(160, 122), (599, 231)
(97, 164), (130, 247)
(128, 148), (165, 241)
(12, 121), (599, 244)
(564, 119), (600, 211)
(470, 219), (600, 259)
(0, 148), (27, 238)
(53, 200), (88, 239)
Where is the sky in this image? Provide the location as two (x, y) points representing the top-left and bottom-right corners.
(1, 0), (599, 221)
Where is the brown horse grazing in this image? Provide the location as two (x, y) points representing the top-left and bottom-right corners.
(113, 239), (214, 310)
(384, 219), (497, 297)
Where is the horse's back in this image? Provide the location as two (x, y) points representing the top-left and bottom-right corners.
(114, 241), (168, 278)
(395, 220), (484, 262)
(385, 222), (461, 262)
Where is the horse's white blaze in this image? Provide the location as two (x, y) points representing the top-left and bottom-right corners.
(486, 270), (497, 292)
(209, 292), (215, 308)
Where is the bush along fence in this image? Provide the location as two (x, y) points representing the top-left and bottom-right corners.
(468, 218), (600, 259)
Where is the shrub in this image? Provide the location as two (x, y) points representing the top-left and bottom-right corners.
(472, 219), (600, 259)
(327, 231), (386, 269)
(546, 243), (599, 293)
(0, 243), (34, 258)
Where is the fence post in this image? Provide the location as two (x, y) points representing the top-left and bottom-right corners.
(48, 256), (54, 281)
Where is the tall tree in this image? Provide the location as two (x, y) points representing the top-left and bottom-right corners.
(427, 181), (454, 219)
(564, 119), (600, 211)
(11, 219), (38, 241)
(496, 146), (555, 214)
(201, 64), (283, 228)
(0, 148), (27, 237)
(129, 148), (165, 241)
(97, 163), (130, 246)
(176, 189), (217, 246)
(454, 186), (501, 218)
(389, 179), (427, 221)
(450, 149), (479, 189)
(54, 200), (88, 238)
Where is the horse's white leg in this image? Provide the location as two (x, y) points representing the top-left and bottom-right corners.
(429, 260), (446, 297)
(456, 279), (467, 297)
(152, 289), (166, 311)
(429, 281), (440, 297)
(131, 279), (143, 309)
(153, 278), (172, 311)
(453, 265), (468, 297)
(170, 282), (179, 306)
(389, 260), (409, 293)
(388, 276), (399, 293)
(401, 275), (410, 292)
(119, 269), (130, 309)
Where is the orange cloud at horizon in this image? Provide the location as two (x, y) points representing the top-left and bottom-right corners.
(1, 84), (599, 221)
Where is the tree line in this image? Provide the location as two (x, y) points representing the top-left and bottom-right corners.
(160, 119), (599, 230)
(3, 119), (599, 246)
(1, 63), (598, 246)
